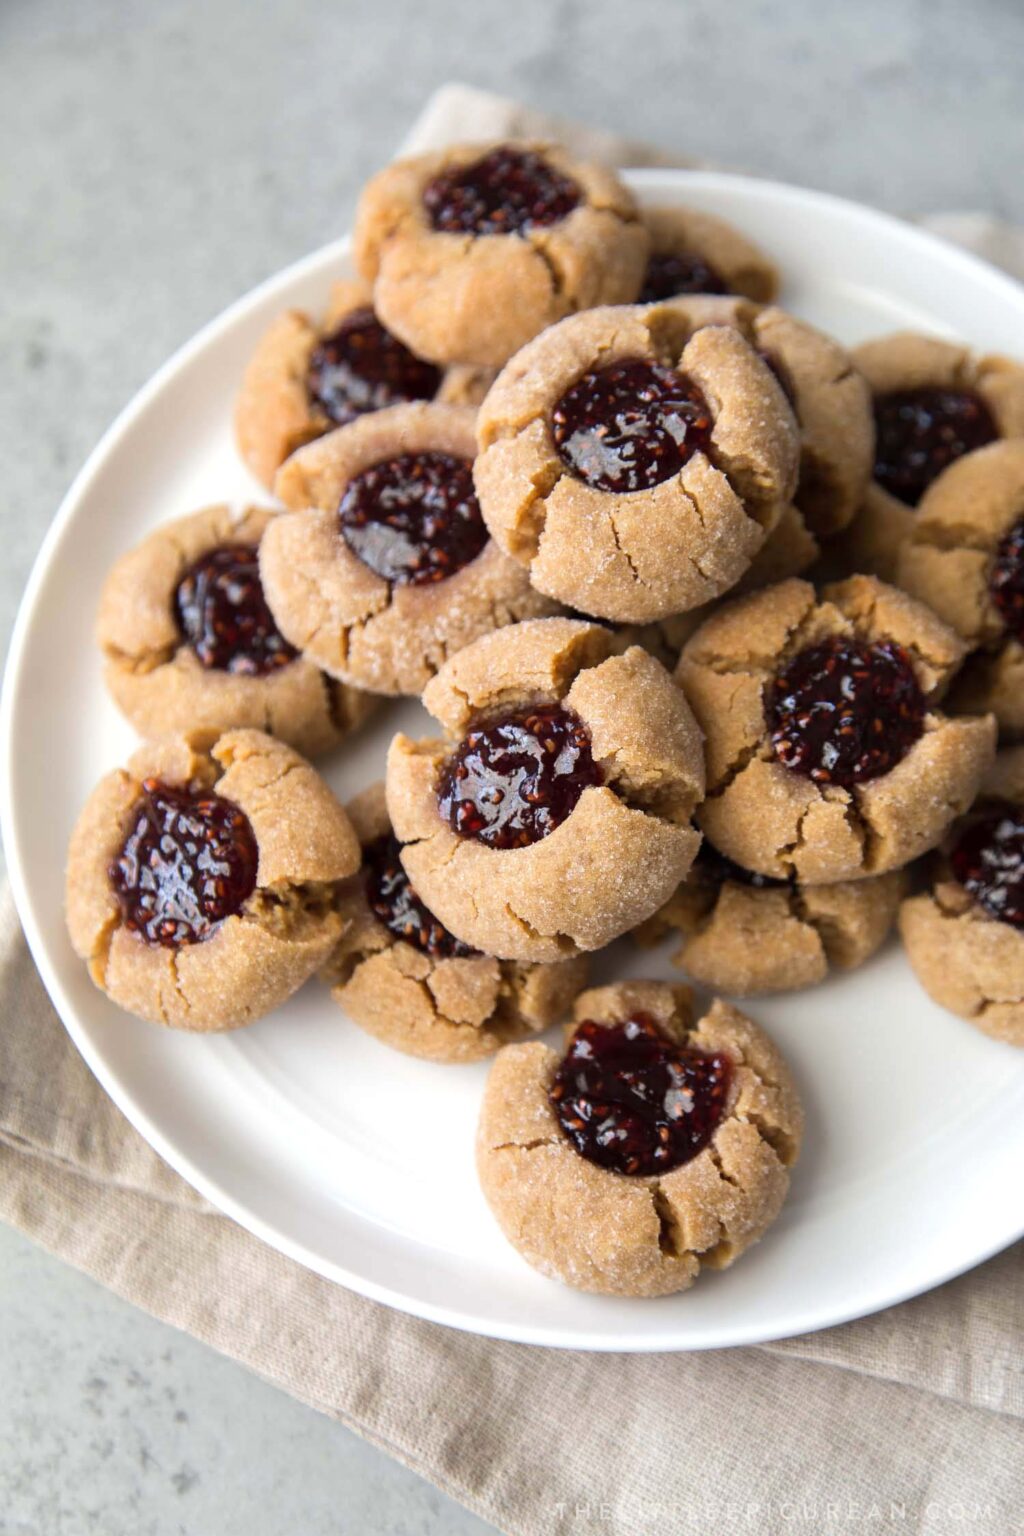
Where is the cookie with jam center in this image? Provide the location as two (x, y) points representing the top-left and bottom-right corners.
(637, 205), (779, 305)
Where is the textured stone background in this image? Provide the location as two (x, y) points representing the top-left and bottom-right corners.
(2, 0), (1022, 1530)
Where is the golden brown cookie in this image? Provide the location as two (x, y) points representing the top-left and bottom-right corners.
(65, 730), (360, 1031)
(476, 980), (802, 1296)
(263, 402), (558, 696)
(898, 440), (1024, 738)
(637, 205), (779, 304)
(353, 141), (648, 368)
(98, 504), (375, 757)
(824, 332), (1024, 581)
(474, 303), (799, 622)
(636, 841), (905, 995)
(677, 575), (996, 883)
(385, 618), (705, 961)
(323, 783), (588, 1063)
(900, 748), (1024, 1046)
(234, 277), (490, 489)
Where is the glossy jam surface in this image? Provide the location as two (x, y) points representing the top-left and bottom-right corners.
(423, 146), (579, 235)
(872, 387), (997, 506)
(338, 451), (487, 586)
(638, 251), (729, 303)
(174, 544), (298, 676)
(990, 518), (1024, 644)
(552, 359), (714, 493)
(950, 807), (1024, 929)
(551, 1014), (732, 1177)
(110, 780), (258, 947)
(437, 704), (602, 849)
(364, 834), (476, 958)
(307, 308), (440, 427)
(768, 635), (926, 788)
(697, 841), (783, 890)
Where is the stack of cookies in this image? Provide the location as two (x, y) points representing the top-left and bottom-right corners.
(66, 140), (1024, 1298)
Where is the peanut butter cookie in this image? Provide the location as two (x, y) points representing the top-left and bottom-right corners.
(637, 205), (779, 304)
(677, 575), (996, 883)
(263, 402), (558, 696)
(824, 332), (1024, 581)
(353, 141), (649, 368)
(898, 440), (1024, 738)
(385, 618), (705, 962)
(636, 840), (905, 995)
(98, 504), (375, 757)
(900, 749), (1024, 1045)
(476, 980), (802, 1296)
(65, 730), (360, 1031)
(474, 303), (799, 622)
(234, 277), (489, 489)
(323, 783), (588, 1063)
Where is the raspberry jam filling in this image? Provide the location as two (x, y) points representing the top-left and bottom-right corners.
(950, 807), (1024, 929)
(989, 518), (1024, 644)
(110, 780), (258, 947)
(338, 451), (487, 586)
(423, 145), (580, 236)
(437, 704), (602, 849)
(307, 308), (440, 427)
(872, 387), (997, 506)
(768, 635), (926, 788)
(552, 359), (714, 492)
(697, 841), (783, 890)
(638, 252), (730, 303)
(364, 834), (477, 958)
(174, 544), (299, 676)
(551, 1014), (731, 1177)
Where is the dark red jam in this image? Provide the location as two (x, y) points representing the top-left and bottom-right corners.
(552, 359), (714, 492)
(638, 251), (730, 303)
(423, 146), (579, 236)
(437, 704), (602, 849)
(364, 834), (476, 958)
(768, 635), (926, 788)
(306, 308), (440, 427)
(338, 451), (487, 586)
(110, 780), (258, 947)
(872, 387), (997, 506)
(989, 518), (1024, 644)
(950, 807), (1024, 929)
(697, 841), (783, 890)
(174, 544), (299, 676)
(551, 1014), (731, 1176)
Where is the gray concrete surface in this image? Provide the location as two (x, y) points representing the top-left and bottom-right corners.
(1, 0), (1022, 1531)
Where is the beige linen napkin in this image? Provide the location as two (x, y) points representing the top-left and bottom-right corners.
(3, 84), (1023, 1536)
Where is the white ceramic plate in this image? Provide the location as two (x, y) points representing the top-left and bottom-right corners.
(4, 171), (1024, 1352)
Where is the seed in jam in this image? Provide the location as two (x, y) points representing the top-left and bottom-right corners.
(437, 704), (602, 849)
(550, 1013), (731, 1177)
(872, 387), (997, 506)
(174, 544), (299, 676)
(950, 806), (1024, 929)
(423, 146), (580, 236)
(338, 451), (488, 586)
(551, 359), (714, 493)
(697, 840), (783, 890)
(638, 251), (730, 304)
(364, 834), (477, 958)
(110, 779), (259, 947)
(768, 635), (926, 788)
(989, 518), (1024, 645)
(306, 308), (440, 428)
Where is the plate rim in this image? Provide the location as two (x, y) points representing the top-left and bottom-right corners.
(4, 167), (1024, 1353)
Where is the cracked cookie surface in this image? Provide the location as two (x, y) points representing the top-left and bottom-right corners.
(637, 205), (779, 304)
(353, 140), (649, 368)
(98, 504), (376, 757)
(322, 782), (588, 1063)
(263, 402), (558, 696)
(65, 729), (360, 1031)
(474, 303), (799, 622)
(476, 980), (802, 1296)
(676, 575), (995, 883)
(385, 617), (705, 961)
